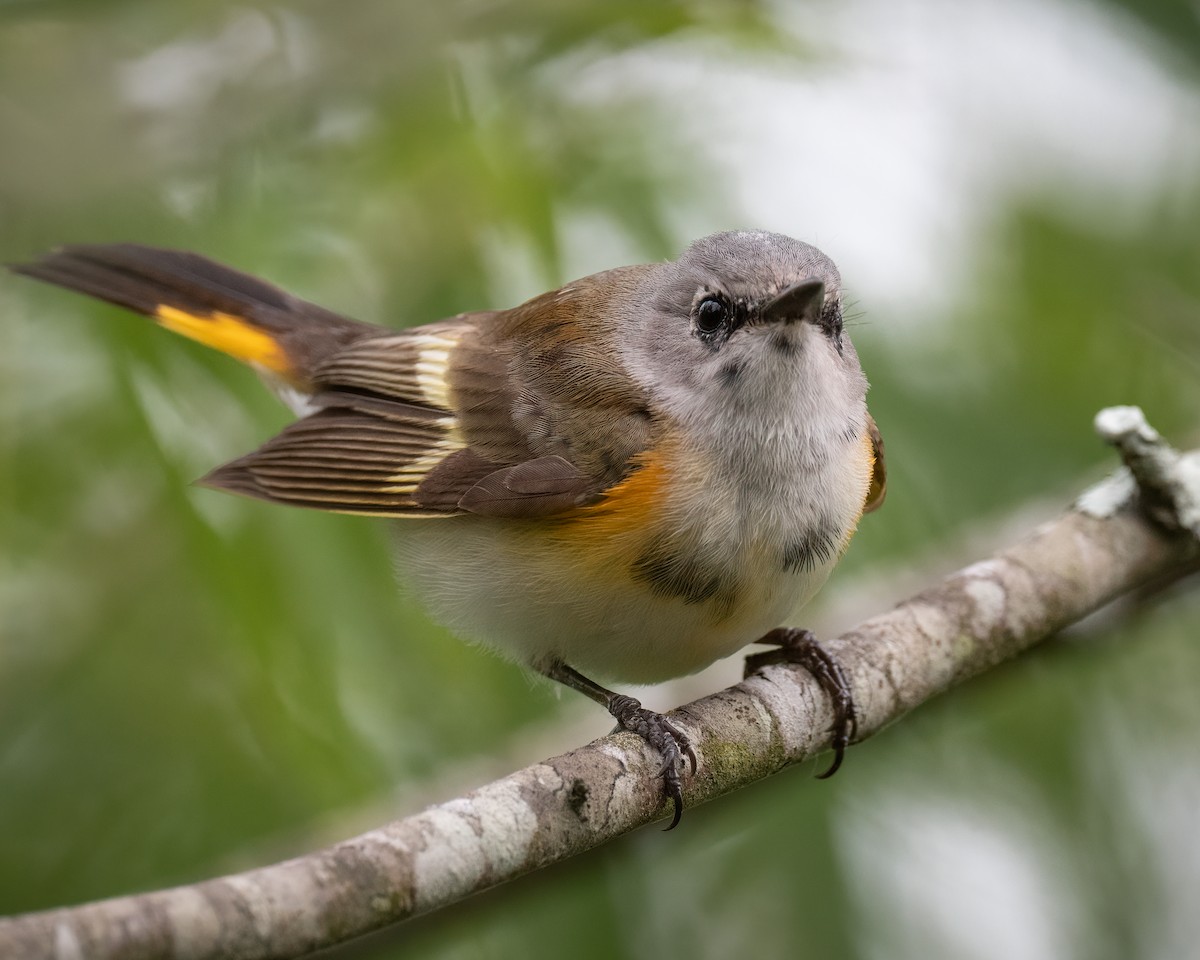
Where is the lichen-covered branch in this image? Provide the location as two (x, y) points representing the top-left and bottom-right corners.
(1093, 405), (1200, 537)
(3, 408), (1198, 960)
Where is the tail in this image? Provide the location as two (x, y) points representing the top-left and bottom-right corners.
(10, 243), (377, 386)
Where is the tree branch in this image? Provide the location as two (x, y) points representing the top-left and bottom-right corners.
(3, 408), (1198, 960)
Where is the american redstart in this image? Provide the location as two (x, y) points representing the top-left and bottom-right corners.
(12, 231), (884, 828)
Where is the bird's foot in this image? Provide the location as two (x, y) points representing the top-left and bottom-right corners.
(607, 694), (697, 830)
(743, 627), (857, 778)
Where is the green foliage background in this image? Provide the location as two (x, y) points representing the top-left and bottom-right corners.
(1, 2), (1198, 957)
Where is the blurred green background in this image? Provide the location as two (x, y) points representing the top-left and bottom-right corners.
(2, 1), (1199, 957)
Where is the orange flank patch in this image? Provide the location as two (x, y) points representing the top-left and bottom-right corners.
(154, 305), (292, 376)
(548, 448), (671, 562)
(862, 427), (885, 514)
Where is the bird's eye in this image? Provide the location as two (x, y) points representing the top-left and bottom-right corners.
(695, 296), (729, 335)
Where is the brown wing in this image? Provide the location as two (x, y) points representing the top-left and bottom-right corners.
(199, 319), (508, 517)
(205, 274), (659, 518)
(863, 413), (887, 514)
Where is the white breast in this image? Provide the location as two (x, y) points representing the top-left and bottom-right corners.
(392, 401), (870, 685)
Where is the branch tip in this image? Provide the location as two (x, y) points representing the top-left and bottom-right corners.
(1092, 406), (1200, 539)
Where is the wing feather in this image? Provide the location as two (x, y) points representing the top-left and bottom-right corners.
(202, 287), (657, 519)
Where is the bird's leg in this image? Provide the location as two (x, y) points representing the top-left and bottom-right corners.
(743, 627), (858, 778)
(543, 660), (697, 830)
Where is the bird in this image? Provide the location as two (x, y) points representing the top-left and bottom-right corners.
(11, 230), (885, 828)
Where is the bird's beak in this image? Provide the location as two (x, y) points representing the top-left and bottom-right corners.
(762, 279), (825, 326)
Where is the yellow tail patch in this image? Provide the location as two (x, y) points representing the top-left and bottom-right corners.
(154, 305), (291, 375)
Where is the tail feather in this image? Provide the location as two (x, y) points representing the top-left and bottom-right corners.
(10, 243), (376, 383)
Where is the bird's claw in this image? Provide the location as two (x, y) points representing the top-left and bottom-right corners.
(743, 627), (858, 778)
(608, 694), (696, 830)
